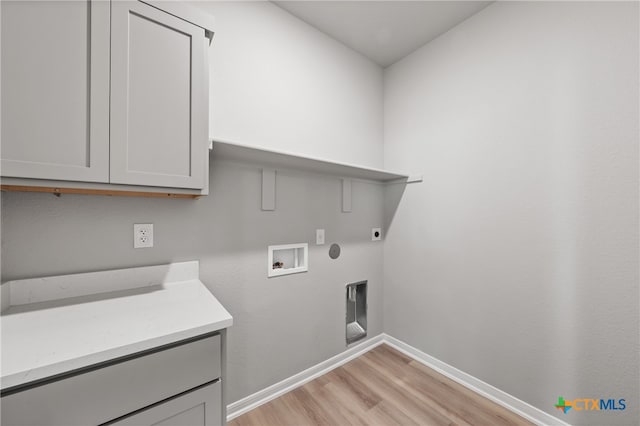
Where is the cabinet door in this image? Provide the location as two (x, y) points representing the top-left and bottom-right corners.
(0, 0), (110, 182)
(110, 1), (207, 189)
(110, 381), (222, 426)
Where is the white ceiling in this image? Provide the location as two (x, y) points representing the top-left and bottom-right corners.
(273, 1), (492, 67)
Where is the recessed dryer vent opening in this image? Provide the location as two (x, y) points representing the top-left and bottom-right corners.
(346, 281), (367, 345)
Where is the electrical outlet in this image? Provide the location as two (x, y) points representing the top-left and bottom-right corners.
(316, 229), (325, 245)
(371, 228), (382, 241)
(134, 224), (154, 248)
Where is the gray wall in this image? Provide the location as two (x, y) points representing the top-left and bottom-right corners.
(383, 2), (639, 425)
(196, 0), (384, 169)
(2, 1), (637, 422)
(1, 160), (385, 402)
(1, 0), (387, 403)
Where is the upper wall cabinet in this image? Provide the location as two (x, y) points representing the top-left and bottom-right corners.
(110, 1), (207, 189)
(1, 0), (213, 194)
(0, 0), (110, 183)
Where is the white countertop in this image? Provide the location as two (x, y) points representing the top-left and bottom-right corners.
(1, 261), (232, 390)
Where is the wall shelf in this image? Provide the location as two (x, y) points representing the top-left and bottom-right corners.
(210, 139), (411, 183)
(210, 139), (421, 212)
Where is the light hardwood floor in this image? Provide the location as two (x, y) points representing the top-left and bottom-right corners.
(230, 344), (533, 426)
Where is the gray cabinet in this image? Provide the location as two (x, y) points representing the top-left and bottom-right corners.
(110, 1), (207, 189)
(0, 0), (210, 192)
(110, 382), (221, 426)
(0, 0), (110, 183)
(1, 334), (225, 426)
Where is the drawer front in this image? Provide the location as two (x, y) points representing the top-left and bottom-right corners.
(1, 334), (221, 426)
(108, 381), (221, 426)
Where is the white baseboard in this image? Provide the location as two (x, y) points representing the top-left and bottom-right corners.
(226, 334), (385, 421)
(227, 333), (569, 426)
(382, 334), (569, 426)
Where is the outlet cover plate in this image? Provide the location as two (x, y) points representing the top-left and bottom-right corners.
(371, 228), (382, 241)
(316, 229), (325, 245)
(134, 224), (154, 248)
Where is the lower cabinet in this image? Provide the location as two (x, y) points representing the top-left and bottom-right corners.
(109, 381), (221, 426)
(1, 334), (224, 426)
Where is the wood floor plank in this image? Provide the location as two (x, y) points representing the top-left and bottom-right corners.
(361, 349), (409, 380)
(404, 359), (527, 425)
(229, 344), (533, 426)
(358, 351), (476, 425)
(360, 354), (472, 426)
(308, 383), (371, 426)
(237, 399), (282, 426)
(348, 354), (454, 426)
(304, 376), (330, 395)
(290, 386), (338, 425)
(373, 344), (414, 365)
(270, 391), (315, 426)
(325, 367), (382, 410)
(364, 400), (423, 426)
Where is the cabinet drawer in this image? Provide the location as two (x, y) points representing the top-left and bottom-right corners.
(1, 334), (221, 426)
(108, 381), (221, 426)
